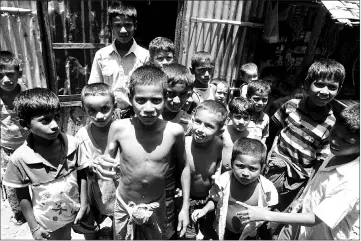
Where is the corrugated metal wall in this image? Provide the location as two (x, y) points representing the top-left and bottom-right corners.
(179, 0), (266, 83)
(0, 1), (47, 89)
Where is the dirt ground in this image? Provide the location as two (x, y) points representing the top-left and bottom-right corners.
(1, 193), (85, 240)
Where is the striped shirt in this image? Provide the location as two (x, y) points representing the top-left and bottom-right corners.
(271, 98), (335, 174)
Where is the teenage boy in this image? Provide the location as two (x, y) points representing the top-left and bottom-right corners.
(89, 1), (149, 118)
(93, 65), (190, 240)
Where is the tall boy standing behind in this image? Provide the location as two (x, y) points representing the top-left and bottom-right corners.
(94, 65), (190, 240)
(89, 1), (149, 117)
(3, 88), (89, 240)
(0, 51), (29, 225)
(265, 59), (345, 211)
(182, 100), (227, 240)
(148, 37), (175, 69)
(239, 103), (360, 240)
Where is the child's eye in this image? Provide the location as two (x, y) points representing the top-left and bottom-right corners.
(262, 98), (268, 103)
(156, 57), (165, 62)
(54, 113), (61, 121)
(327, 85), (338, 91)
(166, 57), (173, 61)
(314, 82), (325, 88)
(151, 98), (163, 104)
(136, 98), (146, 104)
(101, 107), (110, 113)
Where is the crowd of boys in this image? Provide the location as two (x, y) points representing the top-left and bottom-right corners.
(0, 1), (359, 240)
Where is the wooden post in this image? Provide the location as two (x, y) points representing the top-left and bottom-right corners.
(37, 0), (57, 92)
(296, 4), (327, 85)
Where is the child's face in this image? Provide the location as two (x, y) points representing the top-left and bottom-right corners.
(232, 154), (261, 185)
(214, 83), (229, 104)
(29, 111), (61, 140)
(192, 109), (221, 144)
(242, 70), (258, 84)
(230, 113), (251, 132)
(0, 66), (20, 91)
(131, 84), (164, 125)
(249, 91), (268, 112)
(329, 123), (360, 157)
(308, 79), (339, 107)
(193, 60), (214, 85)
(111, 15), (136, 44)
(83, 95), (114, 128)
(151, 51), (174, 69)
(263, 75), (278, 90)
(165, 83), (189, 112)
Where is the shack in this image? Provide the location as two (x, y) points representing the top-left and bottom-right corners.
(0, 0), (359, 135)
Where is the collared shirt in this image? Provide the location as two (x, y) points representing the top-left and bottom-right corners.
(299, 155), (360, 240)
(88, 39), (149, 108)
(0, 81), (29, 150)
(247, 111), (269, 143)
(210, 171), (278, 240)
(272, 98), (335, 174)
(3, 133), (88, 231)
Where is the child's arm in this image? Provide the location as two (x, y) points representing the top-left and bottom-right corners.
(238, 205), (322, 227)
(16, 187), (51, 239)
(261, 114), (270, 143)
(191, 200), (215, 222)
(88, 51), (104, 84)
(74, 169), (88, 224)
(174, 125), (191, 238)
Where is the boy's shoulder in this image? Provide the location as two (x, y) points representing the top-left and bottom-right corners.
(165, 120), (185, 137)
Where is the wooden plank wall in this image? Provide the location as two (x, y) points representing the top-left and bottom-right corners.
(0, 1), (47, 89)
(178, 0), (267, 84)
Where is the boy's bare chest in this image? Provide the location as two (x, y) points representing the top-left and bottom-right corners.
(230, 182), (259, 206)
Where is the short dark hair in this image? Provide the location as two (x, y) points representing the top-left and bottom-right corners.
(0, 51), (21, 72)
(334, 103), (360, 134)
(81, 83), (115, 106)
(194, 99), (228, 128)
(162, 63), (194, 91)
(304, 59), (345, 91)
(231, 137), (267, 166)
(191, 51), (214, 69)
(149, 37), (175, 59)
(210, 78), (230, 90)
(247, 79), (271, 97)
(129, 65), (167, 97)
(228, 97), (254, 115)
(108, 1), (137, 26)
(240, 63), (258, 77)
(14, 88), (60, 125)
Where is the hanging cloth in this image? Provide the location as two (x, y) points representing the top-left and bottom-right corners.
(263, 1), (279, 43)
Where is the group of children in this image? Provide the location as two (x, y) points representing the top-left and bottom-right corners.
(0, 1), (359, 240)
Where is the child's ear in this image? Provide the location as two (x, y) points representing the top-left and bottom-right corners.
(17, 70), (23, 79)
(217, 126), (225, 136)
(134, 20), (138, 31)
(19, 119), (29, 130)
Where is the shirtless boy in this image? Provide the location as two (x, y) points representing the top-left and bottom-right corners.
(183, 100), (227, 239)
(221, 97), (254, 172)
(95, 65), (190, 240)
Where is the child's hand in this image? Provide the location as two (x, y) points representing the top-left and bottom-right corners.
(74, 206), (87, 224)
(237, 205), (266, 224)
(31, 224), (50, 240)
(177, 208), (190, 238)
(191, 208), (207, 222)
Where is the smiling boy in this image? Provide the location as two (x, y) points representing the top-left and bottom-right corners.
(93, 65), (190, 239)
(265, 59), (346, 211)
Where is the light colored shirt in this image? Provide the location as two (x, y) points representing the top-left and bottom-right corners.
(88, 39), (149, 109)
(3, 133), (88, 231)
(209, 171), (278, 240)
(299, 156), (360, 240)
(0, 81), (29, 150)
(247, 111), (269, 143)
